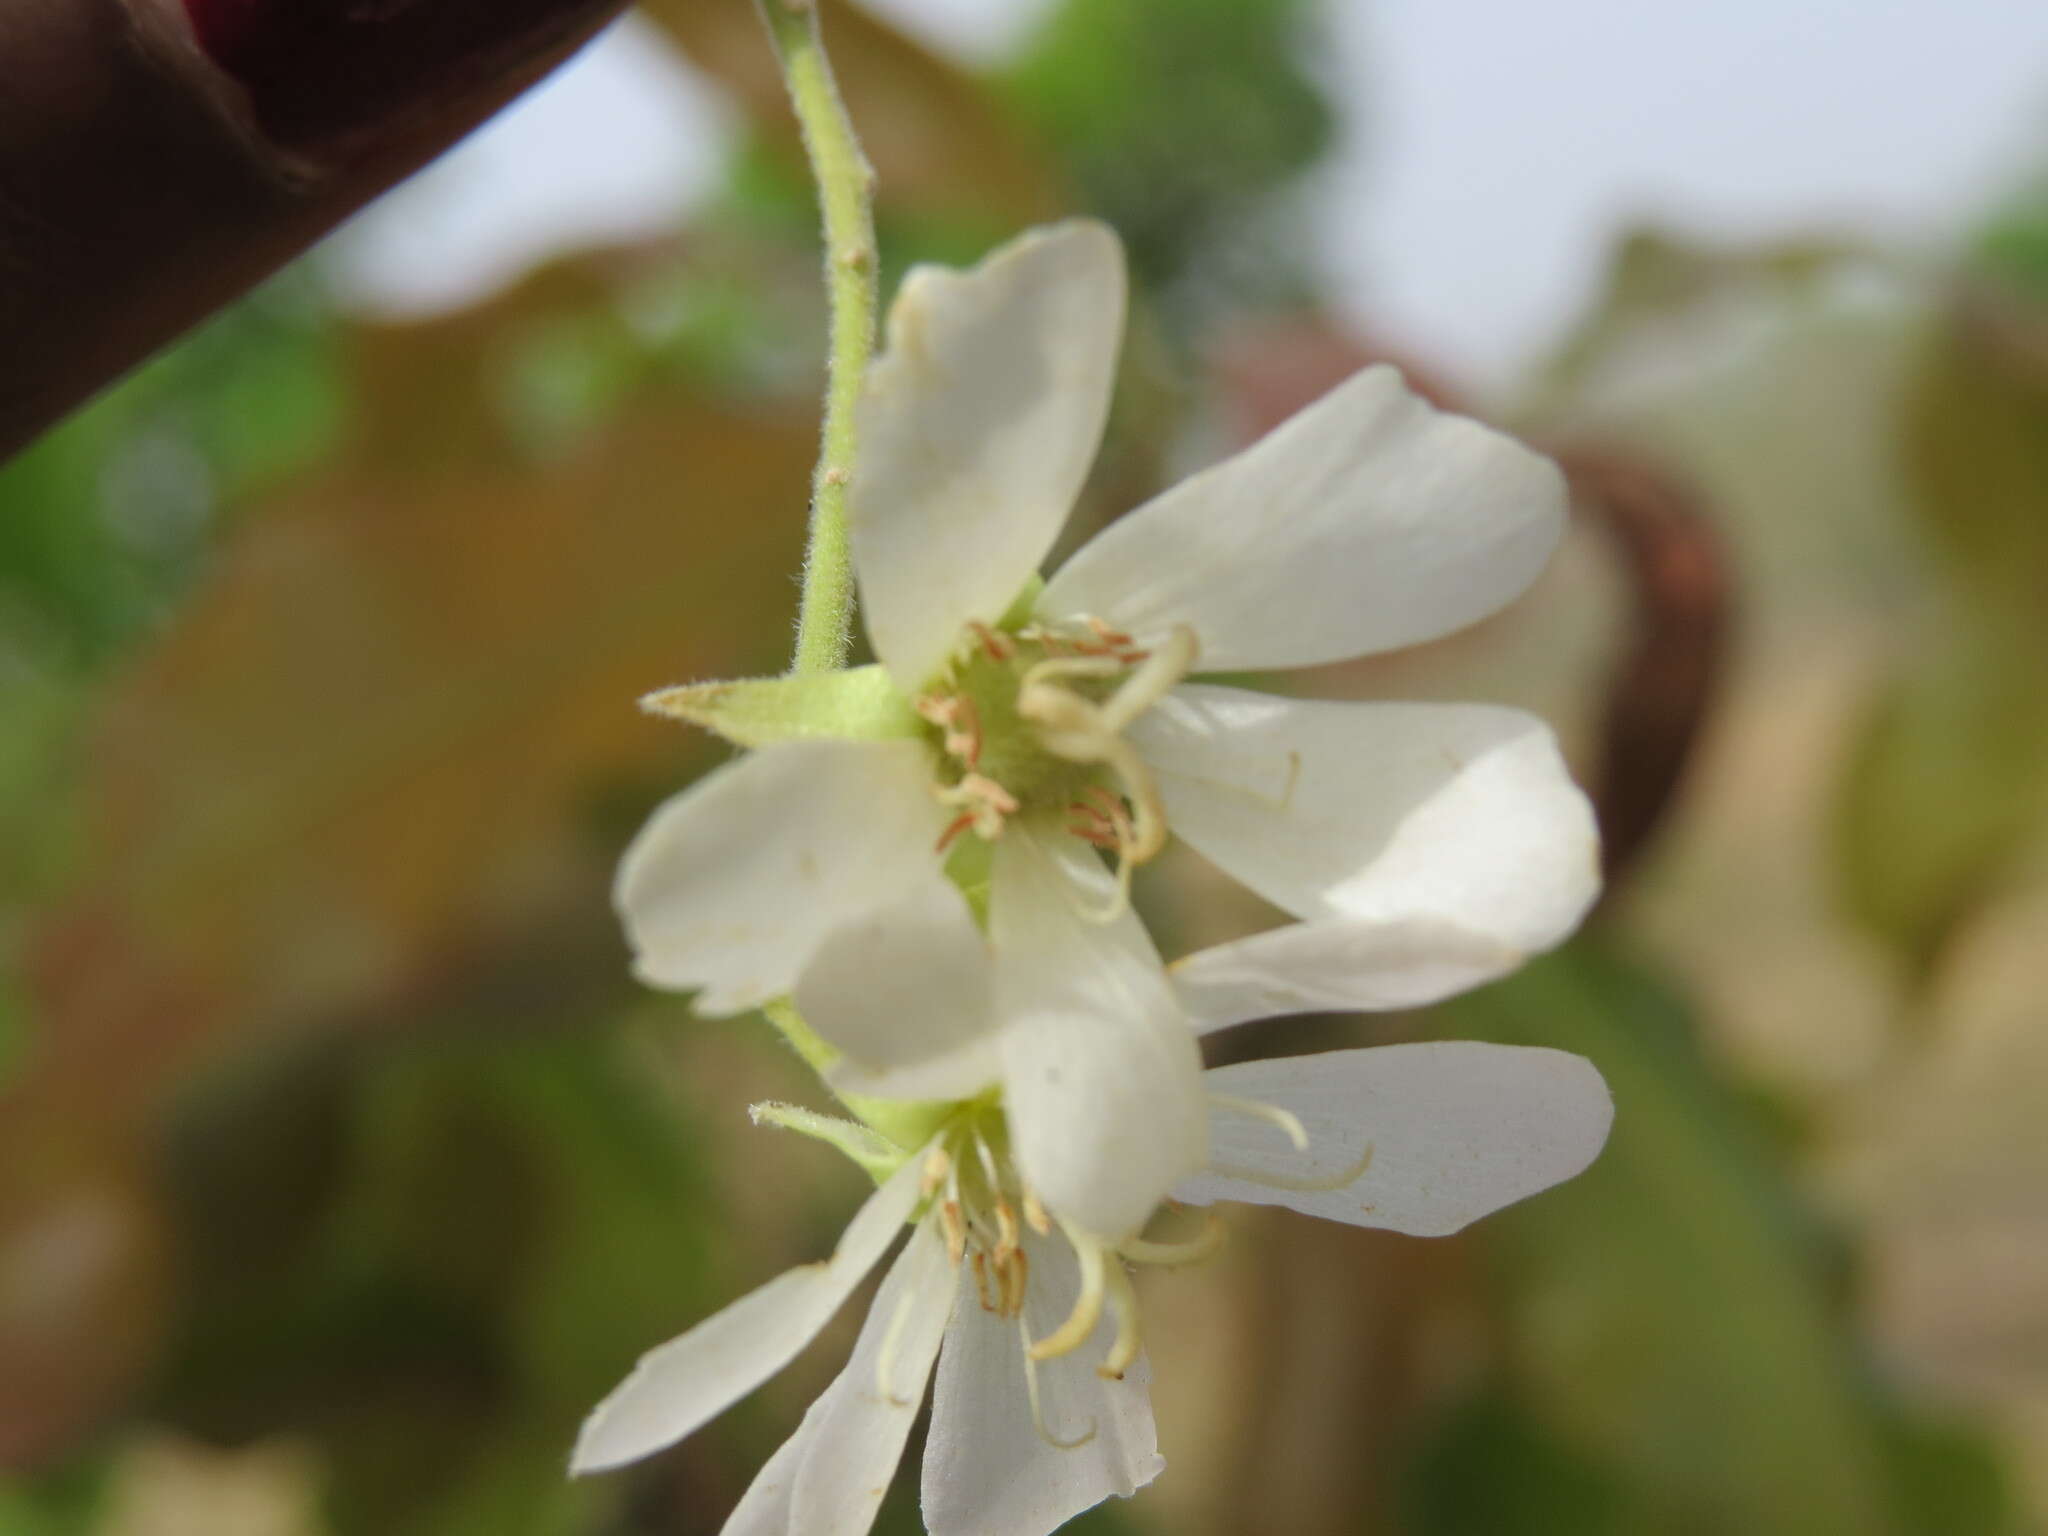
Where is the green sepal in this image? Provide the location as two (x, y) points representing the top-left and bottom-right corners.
(749, 1101), (909, 1186)
(760, 998), (956, 1161)
(641, 664), (921, 748)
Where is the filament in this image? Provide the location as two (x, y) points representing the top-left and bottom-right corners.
(872, 1280), (923, 1404)
(1209, 1093), (1311, 1152)
(1206, 1142), (1375, 1194)
(1029, 1230), (1106, 1361)
(1019, 1317), (1097, 1451)
(1118, 1210), (1228, 1267)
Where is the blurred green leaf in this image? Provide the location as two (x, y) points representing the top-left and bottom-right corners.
(1975, 171), (2048, 298)
(1834, 610), (2048, 974)
(1833, 196), (2048, 978)
(0, 275), (338, 668)
(1407, 1388), (1649, 1536)
(1899, 290), (2048, 628)
(1447, 945), (1894, 1536)
(1874, 1405), (2018, 1536)
(0, 1460), (104, 1536)
(152, 1030), (718, 1536)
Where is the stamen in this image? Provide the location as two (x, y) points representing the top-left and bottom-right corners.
(1119, 1210), (1229, 1267)
(1018, 652), (1127, 694)
(935, 773), (1020, 845)
(920, 693), (986, 768)
(920, 1147), (952, 1199)
(1029, 1229), (1106, 1361)
(1066, 804), (1119, 849)
(972, 1250), (997, 1312)
(1209, 1094), (1311, 1152)
(1097, 1261), (1142, 1380)
(973, 1126), (1021, 1264)
(1019, 1318), (1097, 1451)
(1002, 1245), (1030, 1319)
(940, 1149), (968, 1264)
(1086, 616), (1145, 664)
(1018, 628), (1191, 922)
(970, 1126), (1004, 1193)
(934, 810), (976, 854)
(990, 1199), (1020, 1264)
(1095, 625), (1198, 735)
(1097, 736), (1166, 863)
(1022, 1187), (1053, 1236)
(1206, 1142), (1376, 1194)
(966, 620), (1015, 661)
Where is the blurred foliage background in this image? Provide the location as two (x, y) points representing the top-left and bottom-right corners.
(3, 1), (2047, 1533)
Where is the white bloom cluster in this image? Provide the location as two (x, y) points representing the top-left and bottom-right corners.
(575, 222), (1612, 1535)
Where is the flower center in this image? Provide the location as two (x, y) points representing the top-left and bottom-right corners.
(897, 1108), (1225, 1449)
(916, 617), (1198, 921)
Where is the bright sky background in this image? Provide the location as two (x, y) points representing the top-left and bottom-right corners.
(328, 0), (2048, 389)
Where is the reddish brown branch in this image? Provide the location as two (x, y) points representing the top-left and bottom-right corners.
(0, 0), (625, 462)
(1555, 445), (1733, 896)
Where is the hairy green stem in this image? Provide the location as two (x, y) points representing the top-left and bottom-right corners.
(756, 0), (879, 676)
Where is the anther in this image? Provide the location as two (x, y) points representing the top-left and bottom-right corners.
(916, 692), (984, 768)
(965, 620), (1016, 661)
(934, 811), (977, 854)
(992, 1198), (1021, 1265)
(1022, 1187), (1053, 1236)
(1097, 1261), (1142, 1381)
(920, 1147), (952, 1198)
(972, 1250), (997, 1312)
(936, 773), (1019, 844)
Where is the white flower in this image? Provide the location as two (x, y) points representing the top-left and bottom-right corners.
(571, 1042), (1614, 1536)
(617, 219), (1599, 1241)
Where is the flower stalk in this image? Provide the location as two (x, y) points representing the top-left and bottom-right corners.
(755, 0), (879, 677)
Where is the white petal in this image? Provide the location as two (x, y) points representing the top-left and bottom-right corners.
(922, 1229), (1163, 1536)
(720, 1223), (956, 1536)
(789, 1219), (957, 1536)
(991, 829), (1207, 1239)
(1135, 686), (1599, 1030)
(797, 867), (1002, 1102)
(1169, 918), (1534, 1035)
(1038, 365), (1566, 670)
(716, 1410), (810, 1536)
(850, 221), (1126, 691)
(616, 740), (945, 1015)
(570, 1151), (927, 1474)
(1175, 1044), (1613, 1236)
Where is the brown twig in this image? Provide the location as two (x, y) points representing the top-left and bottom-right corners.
(0, 0), (626, 462)
(1553, 444), (1733, 897)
